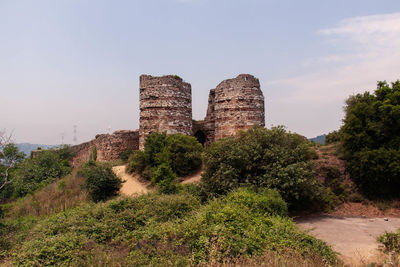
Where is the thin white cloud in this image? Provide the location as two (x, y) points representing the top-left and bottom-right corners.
(268, 12), (400, 137)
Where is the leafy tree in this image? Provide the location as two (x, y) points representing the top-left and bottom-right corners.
(202, 126), (330, 210)
(12, 148), (73, 197)
(119, 149), (134, 162)
(127, 133), (202, 193)
(79, 162), (123, 202)
(341, 80), (400, 198)
(0, 131), (25, 192)
(325, 130), (341, 144)
(151, 163), (178, 194)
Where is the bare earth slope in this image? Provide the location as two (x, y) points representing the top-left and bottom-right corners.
(112, 165), (151, 196)
(297, 216), (400, 265)
(112, 165), (202, 196)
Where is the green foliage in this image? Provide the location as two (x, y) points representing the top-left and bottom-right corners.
(14, 233), (88, 266)
(341, 80), (400, 198)
(127, 133), (202, 192)
(12, 148), (73, 197)
(378, 230), (400, 253)
(91, 146), (97, 162)
(120, 149), (134, 162)
(0, 143), (25, 198)
(79, 162), (122, 202)
(11, 192), (200, 265)
(126, 150), (147, 174)
(151, 163), (178, 194)
(325, 130), (341, 144)
(9, 189), (337, 266)
(132, 132), (203, 177)
(202, 126), (329, 210)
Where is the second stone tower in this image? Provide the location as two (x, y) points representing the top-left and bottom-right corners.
(139, 75), (193, 149)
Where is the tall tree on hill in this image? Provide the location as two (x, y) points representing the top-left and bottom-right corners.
(0, 130), (25, 191)
(341, 81), (400, 198)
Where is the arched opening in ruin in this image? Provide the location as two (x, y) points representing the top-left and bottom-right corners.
(194, 130), (207, 147)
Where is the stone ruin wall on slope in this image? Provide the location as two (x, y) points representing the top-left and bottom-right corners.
(139, 75), (192, 149)
(70, 74), (264, 165)
(71, 130), (139, 167)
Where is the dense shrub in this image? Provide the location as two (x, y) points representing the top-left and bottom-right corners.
(12, 147), (74, 197)
(11, 192), (201, 265)
(378, 230), (400, 253)
(341, 80), (400, 198)
(126, 150), (147, 174)
(120, 149), (134, 162)
(129, 133), (202, 177)
(127, 133), (202, 192)
(163, 133), (203, 176)
(325, 130), (340, 144)
(151, 163), (178, 194)
(11, 189), (337, 266)
(202, 126), (329, 210)
(79, 162), (122, 202)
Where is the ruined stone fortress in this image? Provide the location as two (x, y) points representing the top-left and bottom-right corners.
(71, 74), (265, 166)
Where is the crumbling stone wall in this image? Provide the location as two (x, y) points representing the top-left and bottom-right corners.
(202, 74), (265, 142)
(139, 75), (192, 149)
(71, 130), (139, 167)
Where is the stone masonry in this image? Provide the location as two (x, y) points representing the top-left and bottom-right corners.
(70, 74), (264, 165)
(139, 75), (192, 149)
(71, 130), (139, 167)
(194, 74), (265, 144)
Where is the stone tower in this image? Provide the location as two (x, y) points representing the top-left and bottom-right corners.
(139, 75), (192, 149)
(204, 74), (265, 142)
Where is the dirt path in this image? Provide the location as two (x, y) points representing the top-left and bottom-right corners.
(113, 165), (202, 196)
(181, 168), (202, 184)
(296, 216), (400, 265)
(112, 165), (151, 196)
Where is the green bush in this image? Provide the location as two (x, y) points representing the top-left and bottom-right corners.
(151, 163), (178, 194)
(202, 126), (329, 210)
(12, 148), (73, 197)
(11, 192), (201, 265)
(79, 162), (123, 202)
(126, 133), (202, 193)
(325, 130), (341, 144)
(126, 150), (147, 174)
(378, 230), (400, 253)
(128, 188), (336, 265)
(348, 148), (400, 197)
(120, 149), (134, 162)
(341, 80), (400, 198)
(11, 189), (337, 266)
(163, 134), (203, 177)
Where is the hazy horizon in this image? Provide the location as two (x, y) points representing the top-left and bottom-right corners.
(1, 0), (399, 145)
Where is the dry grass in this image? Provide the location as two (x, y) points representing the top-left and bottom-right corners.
(7, 170), (89, 218)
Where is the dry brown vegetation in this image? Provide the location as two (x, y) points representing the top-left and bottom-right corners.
(6, 170), (88, 218)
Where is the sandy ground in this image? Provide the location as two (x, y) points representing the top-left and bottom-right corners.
(112, 165), (203, 196)
(296, 216), (400, 265)
(112, 165), (151, 196)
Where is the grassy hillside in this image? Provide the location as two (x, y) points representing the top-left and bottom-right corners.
(1, 186), (338, 266)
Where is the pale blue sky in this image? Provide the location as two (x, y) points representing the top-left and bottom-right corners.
(1, 0), (400, 144)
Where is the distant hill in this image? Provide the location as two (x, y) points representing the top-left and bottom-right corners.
(16, 143), (60, 157)
(309, 135), (326, 145)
